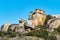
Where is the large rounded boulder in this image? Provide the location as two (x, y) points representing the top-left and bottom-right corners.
(47, 18), (60, 32)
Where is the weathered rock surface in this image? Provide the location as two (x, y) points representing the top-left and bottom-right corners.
(29, 9), (46, 28)
(0, 36), (45, 40)
(1, 24), (11, 32)
(47, 18), (60, 32)
(56, 35), (60, 40)
(8, 24), (19, 31)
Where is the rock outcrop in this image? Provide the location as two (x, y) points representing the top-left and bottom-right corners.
(1, 24), (11, 32)
(1, 9), (60, 40)
(47, 18), (60, 32)
(1, 9), (46, 32)
(1, 19), (26, 32)
(15, 19), (25, 33)
(8, 24), (19, 31)
(29, 9), (46, 28)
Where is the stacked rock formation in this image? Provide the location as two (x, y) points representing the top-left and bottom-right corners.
(1, 19), (25, 32)
(1, 9), (46, 32)
(28, 9), (46, 28)
(15, 19), (25, 33)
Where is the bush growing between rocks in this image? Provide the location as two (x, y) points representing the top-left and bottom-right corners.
(25, 29), (48, 39)
(0, 30), (25, 38)
(37, 25), (47, 29)
(0, 31), (5, 37)
(7, 32), (17, 38)
(0, 31), (17, 37)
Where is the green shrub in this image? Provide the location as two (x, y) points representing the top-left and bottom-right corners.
(0, 31), (17, 37)
(8, 32), (17, 38)
(0, 31), (5, 37)
(25, 29), (48, 39)
(37, 25), (47, 29)
(6, 31), (17, 37)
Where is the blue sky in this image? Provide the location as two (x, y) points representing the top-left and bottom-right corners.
(0, 0), (60, 26)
